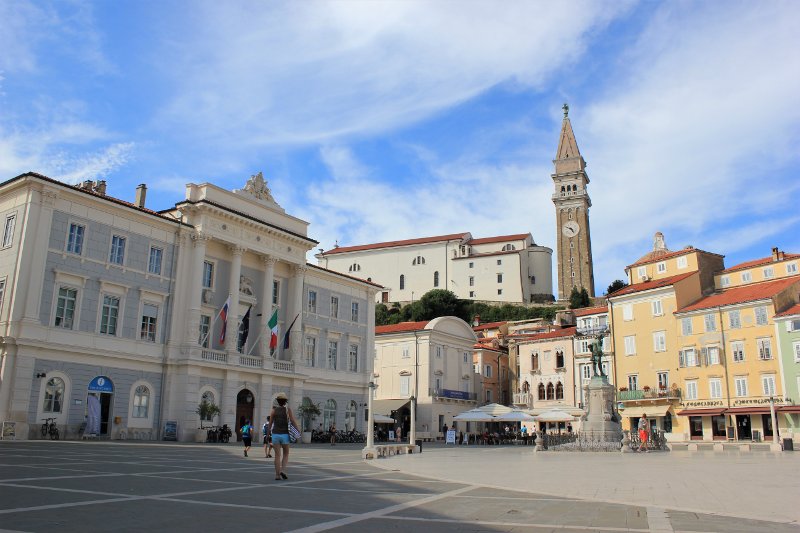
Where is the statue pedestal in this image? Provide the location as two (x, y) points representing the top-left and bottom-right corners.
(581, 376), (622, 443)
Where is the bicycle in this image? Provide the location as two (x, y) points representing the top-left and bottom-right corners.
(41, 417), (60, 440)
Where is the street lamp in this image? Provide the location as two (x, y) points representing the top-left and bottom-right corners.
(769, 396), (780, 450)
(409, 394), (416, 446)
(363, 381), (377, 456)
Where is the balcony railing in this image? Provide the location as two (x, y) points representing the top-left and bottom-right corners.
(618, 388), (681, 401)
(271, 359), (295, 373)
(237, 355), (262, 369)
(513, 392), (533, 407)
(576, 326), (609, 336)
(201, 349), (228, 364)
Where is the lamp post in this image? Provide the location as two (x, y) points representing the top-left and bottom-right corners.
(363, 381), (376, 457)
(769, 396), (780, 451)
(409, 394), (416, 446)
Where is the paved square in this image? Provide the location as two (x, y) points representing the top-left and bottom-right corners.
(0, 441), (797, 532)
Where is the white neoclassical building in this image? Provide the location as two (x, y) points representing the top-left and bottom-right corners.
(315, 232), (553, 305)
(0, 172), (379, 441)
(373, 317), (478, 440)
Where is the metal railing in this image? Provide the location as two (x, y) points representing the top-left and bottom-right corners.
(618, 388), (681, 401)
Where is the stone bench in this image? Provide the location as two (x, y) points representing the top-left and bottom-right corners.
(362, 444), (420, 459)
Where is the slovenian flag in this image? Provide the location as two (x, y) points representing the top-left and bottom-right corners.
(219, 296), (231, 344)
(283, 313), (299, 349)
(268, 308), (279, 352)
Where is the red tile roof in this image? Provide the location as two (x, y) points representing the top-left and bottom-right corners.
(320, 233), (469, 255)
(375, 321), (430, 334)
(573, 305), (608, 317)
(474, 342), (503, 353)
(608, 272), (696, 298)
(452, 249), (520, 260)
(473, 321), (507, 331)
(720, 253), (800, 274)
(305, 264), (384, 288)
(774, 303), (800, 319)
(677, 276), (800, 313)
(469, 233), (530, 245)
(626, 247), (723, 269)
(516, 326), (577, 342)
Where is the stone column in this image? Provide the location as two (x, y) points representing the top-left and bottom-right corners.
(225, 246), (245, 353)
(188, 232), (209, 345)
(287, 265), (307, 362)
(260, 256), (277, 357)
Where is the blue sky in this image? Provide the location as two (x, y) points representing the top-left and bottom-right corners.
(2, 0), (799, 294)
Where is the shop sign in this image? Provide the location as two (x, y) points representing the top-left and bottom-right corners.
(441, 389), (470, 400)
(732, 397), (791, 406)
(88, 376), (114, 393)
(679, 400), (724, 408)
(163, 421), (178, 441)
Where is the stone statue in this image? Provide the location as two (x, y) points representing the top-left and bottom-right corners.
(239, 275), (254, 296)
(243, 172), (275, 202)
(590, 334), (606, 377)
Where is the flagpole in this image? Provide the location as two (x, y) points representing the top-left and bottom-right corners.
(247, 319), (270, 356)
(199, 295), (231, 349)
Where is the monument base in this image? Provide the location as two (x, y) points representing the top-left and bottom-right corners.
(581, 376), (622, 443)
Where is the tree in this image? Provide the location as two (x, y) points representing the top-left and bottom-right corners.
(196, 399), (220, 428)
(297, 399), (322, 432)
(569, 286), (591, 309)
(375, 303), (390, 326)
(579, 287), (591, 307)
(414, 289), (460, 320)
(606, 279), (628, 295)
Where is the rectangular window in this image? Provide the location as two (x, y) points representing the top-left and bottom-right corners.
(677, 256), (688, 269)
(741, 271), (752, 283)
(497, 273), (503, 283)
(469, 291), (475, 298)
(330, 296), (339, 318)
(484, 365), (492, 378)
(468, 262), (474, 268)
(757, 338), (772, 360)
(794, 341), (800, 363)
(202, 261), (214, 289)
(577, 339), (590, 354)
(754, 306), (768, 326)
(463, 351), (469, 363)
(109, 235), (126, 265)
(707, 346), (720, 365)
(469, 276), (474, 287)
(304, 336), (316, 366)
(497, 289), (503, 295)
(327, 340), (337, 370)
(199, 315), (210, 347)
(54, 287), (77, 329)
(140, 303), (158, 342)
(731, 341), (745, 362)
(622, 303), (633, 321)
(728, 310), (741, 329)
(272, 280), (280, 305)
(308, 291), (317, 313)
(497, 259), (502, 265)
(682, 348), (699, 367)
(762, 375), (776, 396)
(0, 278), (5, 316)
(100, 295), (120, 335)
(704, 313), (716, 332)
(2, 214), (15, 247)
(627, 374), (638, 391)
(657, 262), (666, 273)
(402, 346), (410, 358)
(486, 390), (492, 403)
(66, 223), (85, 254)
(624, 335), (636, 355)
(436, 346), (442, 358)
(657, 371), (669, 390)
(735, 376), (748, 397)
(653, 331), (666, 352)
(400, 376), (410, 396)
(651, 300), (663, 316)
(681, 317), (693, 336)
(709, 378), (722, 399)
(787, 262), (798, 275)
(348, 344), (358, 372)
(763, 267), (774, 279)
(685, 380), (698, 400)
(148, 247), (163, 275)
(637, 266), (646, 279)
(351, 302), (359, 322)
(720, 275), (730, 287)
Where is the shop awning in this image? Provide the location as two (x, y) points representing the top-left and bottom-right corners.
(677, 408), (726, 417)
(724, 407), (772, 415)
(371, 399), (410, 416)
(373, 414), (396, 424)
(619, 405), (671, 418)
(778, 406), (800, 413)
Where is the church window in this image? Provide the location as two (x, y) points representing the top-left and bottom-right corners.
(568, 211), (573, 220)
(570, 242), (574, 249)
(399, 275), (405, 290)
(348, 263), (361, 272)
(560, 186), (565, 193)
(412, 256), (426, 265)
(433, 271), (439, 287)
(501, 244), (516, 251)
(571, 271), (575, 278)
(572, 184), (577, 192)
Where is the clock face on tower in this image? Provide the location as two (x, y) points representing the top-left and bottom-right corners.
(562, 221), (580, 237)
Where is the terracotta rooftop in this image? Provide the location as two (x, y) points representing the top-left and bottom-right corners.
(626, 247), (722, 269)
(469, 233), (530, 245)
(452, 249), (521, 260)
(319, 233), (469, 255)
(608, 272), (696, 298)
(473, 321), (507, 331)
(720, 253), (800, 274)
(774, 303), (800, 319)
(474, 342), (503, 352)
(516, 326), (577, 342)
(305, 264), (384, 288)
(573, 305), (608, 317)
(677, 276), (800, 313)
(375, 321), (430, 334)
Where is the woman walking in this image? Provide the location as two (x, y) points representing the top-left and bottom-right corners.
(263, 416), (274, 458)
(270, 392), (300, 480)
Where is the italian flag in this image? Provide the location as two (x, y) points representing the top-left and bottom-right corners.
(268, 309), (279, 352)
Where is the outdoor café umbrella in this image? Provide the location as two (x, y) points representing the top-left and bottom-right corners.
(453, 409), (496, 422)
(373, 414), (396, 424)
(494, 410), (536, 422)
(535, 409), (575, 423)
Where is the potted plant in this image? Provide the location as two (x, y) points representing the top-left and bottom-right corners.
(619, 387), (628, 392)
(296, 400), (321, 444)
(196, 399), (220, 442)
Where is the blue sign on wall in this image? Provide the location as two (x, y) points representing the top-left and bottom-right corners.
(441, 389), (470, 400)
(88, 376), (114, 393)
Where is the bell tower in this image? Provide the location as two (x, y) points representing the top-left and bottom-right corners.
(552, 103), (595, 300)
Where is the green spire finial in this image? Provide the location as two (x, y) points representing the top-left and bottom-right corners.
(562, 103), (569, 118)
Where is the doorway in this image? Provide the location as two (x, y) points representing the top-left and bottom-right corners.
(235, 389), (255, 441)
(86, 376), (114, 436)
(736, 415), (752, 440)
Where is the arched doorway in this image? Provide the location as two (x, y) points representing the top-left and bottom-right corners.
(236, 389), (255, 441)
(87, 376), (114, 436)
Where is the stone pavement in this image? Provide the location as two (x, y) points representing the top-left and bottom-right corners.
(0, 440), (796, 533)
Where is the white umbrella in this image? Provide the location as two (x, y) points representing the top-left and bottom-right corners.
(453, 409), (496, 422)
(535, 409), (575, 423)
(476, 403), (515, 416)
(494, 410), (536, 422)
(373, 414), (395, 424)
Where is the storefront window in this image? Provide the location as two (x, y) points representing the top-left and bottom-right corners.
(761, 414), (773, 438)
(711, 415), (726, 438)
(663, 412), (672, 433)
(689, 416), (703, 439)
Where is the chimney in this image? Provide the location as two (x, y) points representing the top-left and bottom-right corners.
(135, 184), (147, 208)
(81, 180), (94, 190)
(772, 247), (779, 261)
(93, 180), (107, 195)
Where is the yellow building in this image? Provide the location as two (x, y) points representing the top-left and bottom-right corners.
(715, 247), (799, 289)
(674, 276), (800, 441)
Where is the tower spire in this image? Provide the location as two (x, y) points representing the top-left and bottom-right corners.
(555, 103), (583, 162)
